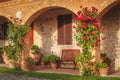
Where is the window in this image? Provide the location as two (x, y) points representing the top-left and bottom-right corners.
(57, 14), (72, 45)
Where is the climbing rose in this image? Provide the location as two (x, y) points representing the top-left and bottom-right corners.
(83, 36), (88, 40)
(21, 39), (25, 42)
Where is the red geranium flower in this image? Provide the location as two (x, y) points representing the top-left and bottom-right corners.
(93, 23), (99, 28)
(96, 39), (101, 43)
(83, 36), (88, 40)
(92, 7), (98, 12)
(90, 17), (95, 22)
(76, 30), (78, 33)
(102, 57), (107, 61)
(77, 11), (81, 16)
(102, 26), (106, 30)
(102, 37), (106, 40)
(82, 48), (84, 52)
(97, 29), (100, 32)
(21, 39), (25, 42)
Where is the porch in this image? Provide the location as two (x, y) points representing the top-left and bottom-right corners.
(0, 63), (120, 77)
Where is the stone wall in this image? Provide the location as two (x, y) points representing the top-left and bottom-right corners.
(0, 0), (120, 71)
(101, 4), (120, 72)
(0, 0), (118, 24)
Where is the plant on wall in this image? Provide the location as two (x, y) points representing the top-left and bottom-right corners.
(74, 6), (105, 76)
(2, 17), (31, 68)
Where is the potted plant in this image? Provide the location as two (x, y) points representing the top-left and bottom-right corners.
(40, 57), (45, 68)
(30, 44), (41, 63)
(44, 54), (59, 69)
(24, 57), (34, 71)
(96, 53), (111, 76)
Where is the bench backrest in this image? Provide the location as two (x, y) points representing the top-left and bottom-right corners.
(61, 49), (80, 61)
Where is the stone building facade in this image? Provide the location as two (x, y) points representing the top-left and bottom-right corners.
(0, 0), (120, 72)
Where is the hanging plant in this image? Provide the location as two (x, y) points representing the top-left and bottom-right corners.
(74, 6), (105, 76)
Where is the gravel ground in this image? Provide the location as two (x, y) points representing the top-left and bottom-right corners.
(0, 73), (50, 80)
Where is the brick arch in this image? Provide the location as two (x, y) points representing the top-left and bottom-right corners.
(24, 6), (77, 24)
(97, 0), (120, 19)
(0, 15), (11, 23)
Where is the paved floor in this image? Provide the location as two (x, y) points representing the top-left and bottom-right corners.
(36, 68), (79, 75)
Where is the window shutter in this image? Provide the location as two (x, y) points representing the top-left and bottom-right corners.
(57, 14), (72, 45)
(65, 14), (72, 45)
(29, 23), (34, 46)
(57, 16), (65, 45)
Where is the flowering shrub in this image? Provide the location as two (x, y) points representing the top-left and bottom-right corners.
(96, 53), (111, 68)
(2, 17), (30, 68)
(74, 6), (105, 76)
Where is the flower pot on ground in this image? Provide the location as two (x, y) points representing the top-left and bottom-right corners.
(99, 67), (109, 76)
(96, 53), (111, 76)
(30, 45), (41, 63)
(24, 57), (34, 71)
(44, 54), (59, 69)
(40, 57), (45, 68)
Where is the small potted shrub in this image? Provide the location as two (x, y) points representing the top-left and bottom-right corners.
(30, 44), (41, 63)
(24, 57), (34, 71)
(44, 54), (59, 69)
(96, 53), (112, 76)
(40, 57), (45, 68)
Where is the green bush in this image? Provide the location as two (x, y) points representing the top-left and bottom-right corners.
(30, 45), (39, 55)
(25, 57), (34, 66)
(44, 54), (59, 63)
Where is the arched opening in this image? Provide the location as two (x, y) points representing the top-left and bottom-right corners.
(101, 3), (120, 73)
(26, 7), (78, 57)
(0, 16), (9, 63)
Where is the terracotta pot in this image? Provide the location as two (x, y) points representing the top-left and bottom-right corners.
(30, 53), (41, 63)
(40, 62), (44, 68)
(99, 67), (109, 76)
(50, 63), (57, 69)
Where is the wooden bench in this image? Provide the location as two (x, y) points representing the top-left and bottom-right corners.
(58, 49), (80, 69)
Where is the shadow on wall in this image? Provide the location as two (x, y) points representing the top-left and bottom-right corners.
(101, 4), (120, 73)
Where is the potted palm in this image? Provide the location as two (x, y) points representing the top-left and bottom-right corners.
(30, 45), (41, 63)
(96, 53), (111, 76)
